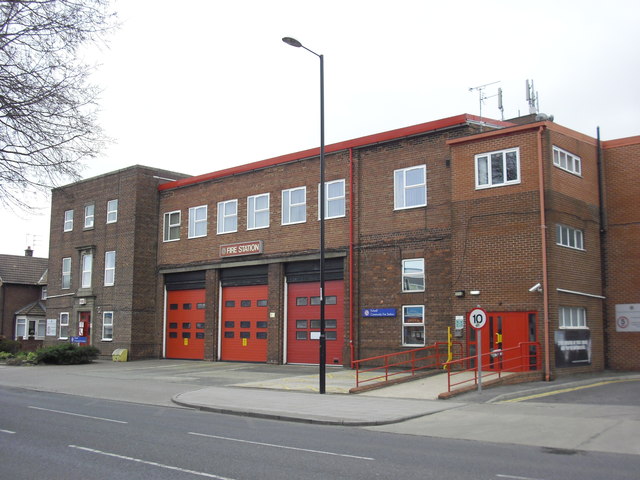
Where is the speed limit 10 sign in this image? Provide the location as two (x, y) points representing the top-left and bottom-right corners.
(469, 308), (487, 329)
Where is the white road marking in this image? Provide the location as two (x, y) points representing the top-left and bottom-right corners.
(188, 431), (375, 461)
(69, 445), (237, 480)
(28, 406), (127, 424)
(496, 475), (546, 480)
(0, 429), (16, 434)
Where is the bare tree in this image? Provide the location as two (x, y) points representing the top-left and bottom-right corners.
(0, 0), (117, 209)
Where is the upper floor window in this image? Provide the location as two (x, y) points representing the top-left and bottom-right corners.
(84, 204), (95, 229)
(163, 211), (181, 242)
(248, 193), (270, 230)
(64, 210), (74, 232)
(188, 205), (208, 238)
(402, 258), (425, 292)
(556, 224), (584, 250)
(106, 199), (118, 223)
(41, 286), (47, 300)
(59, 312), (69, 339)
(104, 251), (116, 286)
(475, 147), (520, 189)
(394, 165), (426, 210)
(62, 257), (71, 289)
(282, 187), (306, 225)
(553, 146), (581, 176)
(217, 199), (238, 234)
(81, 252), (93, 288)
(320, 179), (346, 219)
(102, 311), (114, 341)
(559, 306), (587, 329)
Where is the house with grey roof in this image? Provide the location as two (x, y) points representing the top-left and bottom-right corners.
(0, 248), (48, 346)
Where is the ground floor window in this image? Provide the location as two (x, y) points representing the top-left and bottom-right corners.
(402, 305), (425, 347)
(59, 312), (69, 339)
(15, 317), (45, 340)
(102, 311), (113, 341)
(559, 306), (587, 329)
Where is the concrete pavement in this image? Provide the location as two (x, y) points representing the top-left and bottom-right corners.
(0, 360), (638, 456)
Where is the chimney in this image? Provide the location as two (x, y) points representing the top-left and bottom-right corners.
(25, 246), (33, 257)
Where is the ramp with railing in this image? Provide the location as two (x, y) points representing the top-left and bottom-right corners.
(444, 341), (541, 393)
(352, 341), (463, 390)
(352, 341), (541, 395)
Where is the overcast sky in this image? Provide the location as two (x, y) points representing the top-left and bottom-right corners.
(4, 0), (639, 257)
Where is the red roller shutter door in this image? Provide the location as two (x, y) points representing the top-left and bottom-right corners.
(166, 289), (206, 360)
(220, 285), (269, 362)
(287, 280), (344, 365)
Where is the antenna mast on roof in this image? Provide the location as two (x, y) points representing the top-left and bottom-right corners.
(526, 79), (539, 114)
(469, 81), (502, 128)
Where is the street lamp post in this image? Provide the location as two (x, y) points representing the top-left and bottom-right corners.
(282, 36), (326, 394)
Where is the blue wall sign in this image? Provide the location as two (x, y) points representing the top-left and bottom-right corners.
(362, 308), (397, 318)
(70, 336), (87, 343)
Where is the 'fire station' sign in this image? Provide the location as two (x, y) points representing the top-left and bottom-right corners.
(220, 240), (263, 258)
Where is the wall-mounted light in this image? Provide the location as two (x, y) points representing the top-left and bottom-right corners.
(454, 290), (465, 297)
(470, 290), (481, 296)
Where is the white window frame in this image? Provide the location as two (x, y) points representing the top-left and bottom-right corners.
(106, 199), (118, 224)
(282, 186), (307, 225)
(64, 210), (74, 232)
(16, 317), (46, 340)
(15, 316), (27, 339)
(84, 204), (95, 229)
(59, 312), (69, 340)
(62, 257), (71, 289)
(318, 179), (346, 219)
(163, 211), (181, 242)
(104, 251), (116, 286)
(394, 165), (427, 210)
(475, 147), (521, 189)
(217, 199), (238, 234)
(556, 224), (584, 250)
(559, 306), (587, 329)
(247, 193), (270, 230)
(188, 205), (208, 238)
(81, 252), (93, 289)
(402, 258), (425, 292)
(402, 305), (425, 347)
(553, 145), (582, 176)
(102, 311), (114, 341)
(41, 287), (47, 300)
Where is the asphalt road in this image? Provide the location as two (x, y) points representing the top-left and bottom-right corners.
(1, 386), (637, 480)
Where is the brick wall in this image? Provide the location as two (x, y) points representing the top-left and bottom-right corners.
(602, 139), (640, 370)
(46, 166), (188, 359)
(449, 124), (604, 376)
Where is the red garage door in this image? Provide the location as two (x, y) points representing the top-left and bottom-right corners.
(220, 285), (269, 362)
(287, 280), (344, 365)
(166, 289), (206, 360)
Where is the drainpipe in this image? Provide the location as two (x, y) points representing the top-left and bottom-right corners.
(537, 126), (551, 381)
(349, 147), (355, 368)
(596, 127), (609, 368)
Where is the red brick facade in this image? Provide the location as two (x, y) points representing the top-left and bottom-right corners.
(44, 115), (640, 374)
(602, 137), (640, 370)
(45, 166), (189, 359)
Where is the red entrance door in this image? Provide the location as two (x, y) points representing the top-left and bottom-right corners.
(220, 285), (269, 362)
(78, 312), (91, 345)
(467, 311), (538, 372)
(287, 280), (344, 365)
(166, 289), (206, 359)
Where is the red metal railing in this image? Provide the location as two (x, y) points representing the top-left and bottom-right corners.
(444, 342), (541, 392)
(353, 342), (463, 388)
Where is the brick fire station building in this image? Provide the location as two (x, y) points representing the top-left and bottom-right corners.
(44, 113), (640, 377)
